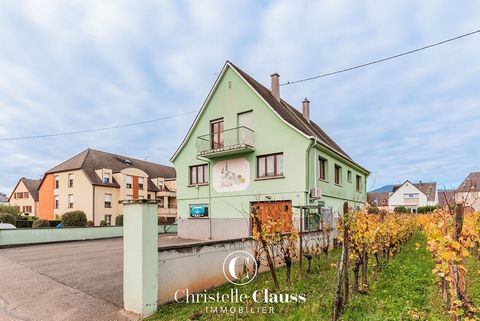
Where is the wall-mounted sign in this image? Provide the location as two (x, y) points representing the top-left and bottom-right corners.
(190, 204), (208, 218)
(213, 158), (250, 193)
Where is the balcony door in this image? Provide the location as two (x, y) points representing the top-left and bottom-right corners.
(210, 119), (224, 149)
(238, 111), (253, 146)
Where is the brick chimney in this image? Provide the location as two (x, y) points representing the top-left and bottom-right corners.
(270, 73), (280, 102)
(302, 98), (310, 121)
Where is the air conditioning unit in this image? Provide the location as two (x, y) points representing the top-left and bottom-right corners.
(310, 187), (322, 199)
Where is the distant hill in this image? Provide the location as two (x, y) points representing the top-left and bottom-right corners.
(370, 185), (394, 193)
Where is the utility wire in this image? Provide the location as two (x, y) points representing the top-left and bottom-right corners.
(281, 28), (480, 86)
(0, 110), (197, 141)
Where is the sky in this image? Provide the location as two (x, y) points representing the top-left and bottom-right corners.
(1, 0), (480, 194)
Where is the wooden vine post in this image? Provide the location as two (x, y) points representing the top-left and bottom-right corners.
(332, 202), (350, 321)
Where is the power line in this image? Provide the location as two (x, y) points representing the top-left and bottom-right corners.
(0, 110), (197, 141)
(281, 28), (480, 86)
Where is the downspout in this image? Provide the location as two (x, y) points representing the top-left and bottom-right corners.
(196, 156), (212, 239)
(305, 138), (316, 206)
(92, 185), (96, 225)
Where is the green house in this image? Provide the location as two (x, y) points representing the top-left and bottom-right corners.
(171, 61), (369, 240)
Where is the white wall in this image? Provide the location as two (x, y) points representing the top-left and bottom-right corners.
(388, 181), (428, 211)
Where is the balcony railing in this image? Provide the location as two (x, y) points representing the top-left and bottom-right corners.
(196, 126), (255, 157)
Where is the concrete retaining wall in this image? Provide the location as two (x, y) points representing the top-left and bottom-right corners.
(0, 224), (177, 247)
(157, 230), (331, 305)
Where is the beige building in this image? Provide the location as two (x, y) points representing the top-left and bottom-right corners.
(456, 172), (480, 212)
(9, 178), (41, 216)
(38, 148), (176, 225)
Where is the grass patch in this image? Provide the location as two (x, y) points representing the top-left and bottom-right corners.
(147, 232), (447, 321)
(340, 232), (447, 321)
(464, 252), (480, 305)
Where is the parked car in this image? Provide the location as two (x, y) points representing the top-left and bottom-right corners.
(0, 223), (17, 229)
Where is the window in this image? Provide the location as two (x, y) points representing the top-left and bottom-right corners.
(68, 173), (74, 187)
(138, 177), (144, 190)
(55, 176), (59, 189)
(126, 175), (133, 189)
(22, 206), (32, 213)
(319, 157), (326, 180)
(103, 173), (110, 184)
(68, 194), (74, 208)
(189, 164), (209, 185)
(105, 215), (112, 226)
(210, 119), (224, 149)
(356, 175), (361, 192)
(257, 153), (284, 178)
(334, 164), (342, 185)
(104, 193), (112, 208)
(404, 193), (419, 199)
(126, 194), (133, 200)
(347, 170), (352, 182)
(147, 194), (151, 200)
(54, 195), (59, 209)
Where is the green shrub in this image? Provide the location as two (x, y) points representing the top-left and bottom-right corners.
(15, 220), (33, 228)
(0, 204), (20, 216)
(417, 205), (440, 214)
(394, 206), (409, 214)
(368, 206), (380, 214)
(86, 220), (94, 227)
(0, 213), (15, 224)
(115, 215), (123, 226)
(99, 220), (107, 226)
(62, 211), (87, 227)
(32, 219), (50, 228)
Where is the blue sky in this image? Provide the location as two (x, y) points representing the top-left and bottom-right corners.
(1, 1), (480, 194)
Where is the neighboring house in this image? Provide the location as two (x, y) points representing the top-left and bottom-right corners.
(438, 189), (455, 209)
(455, 172), (480, 212)
(367, 191), (390, 211)
(37, 148), (176, 225)
(388, 180), (438, 212)
(8, 178), (41, 216)
(0, 192), (9, 205)
(171, 61), (370, 240)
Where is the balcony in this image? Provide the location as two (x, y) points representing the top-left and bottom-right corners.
(196, 126), (255, 158)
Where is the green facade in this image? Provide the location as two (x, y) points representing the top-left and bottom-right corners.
(172, 63), (369, 240)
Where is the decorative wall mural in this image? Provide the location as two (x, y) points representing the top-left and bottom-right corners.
(213, 158), (250, 192)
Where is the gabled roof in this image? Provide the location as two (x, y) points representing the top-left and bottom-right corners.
(9, 177), (41, 201)
(457, 172), (480, 192)
(0, 192), (8, 202)
(367, 191), (390, 206)
(44, 149), (175, 192)
(170, 61), (369, 173)
(391, 181), (437, 202)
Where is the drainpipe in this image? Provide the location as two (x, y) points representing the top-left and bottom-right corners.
(196, 156), (212, 239)
(305, 138), (316, 206)
(92, 185), (96, 225)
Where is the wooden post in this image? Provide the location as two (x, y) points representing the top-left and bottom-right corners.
(299, 207), (304, 278)
(343, 202), (350, 305)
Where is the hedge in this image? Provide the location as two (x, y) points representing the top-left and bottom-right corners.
(368, 206), (380, 214)
(394, 206), (409, 213)
(32, 219), (50, 228)
(0, 213), (16, 225)
(15, 220), (33, 228)
(115, 215), (123, 226)
(62, 211), (87, 227)
(417, 205), (440, 214)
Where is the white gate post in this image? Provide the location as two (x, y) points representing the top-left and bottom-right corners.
(123, 200), (158, 317)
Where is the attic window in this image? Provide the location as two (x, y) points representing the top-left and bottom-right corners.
(123, 159), (132, 165)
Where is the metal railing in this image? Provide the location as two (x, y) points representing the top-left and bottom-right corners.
(196, 126), (254, 154)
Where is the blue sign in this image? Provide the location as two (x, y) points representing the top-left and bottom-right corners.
(190, 205), (208, 217)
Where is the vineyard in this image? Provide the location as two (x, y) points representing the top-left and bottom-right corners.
(149, 205), (480, 321)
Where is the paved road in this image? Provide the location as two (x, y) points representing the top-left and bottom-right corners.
(0, 235), (197, 321)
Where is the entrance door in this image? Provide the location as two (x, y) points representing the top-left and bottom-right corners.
(251, 200), (292, 233)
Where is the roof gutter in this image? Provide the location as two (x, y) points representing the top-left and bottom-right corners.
(310, 137), (370, 175)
